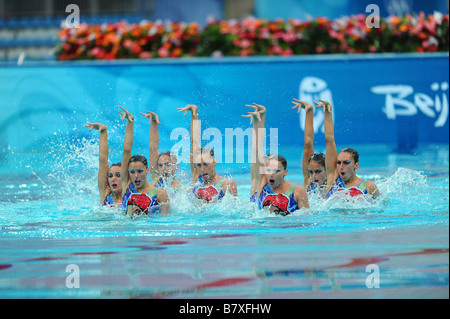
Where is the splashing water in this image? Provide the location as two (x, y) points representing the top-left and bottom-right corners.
(0, 140), (448, 299)
(0, 138), (448, 239)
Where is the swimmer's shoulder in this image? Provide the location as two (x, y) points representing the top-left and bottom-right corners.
(293, 183), (307, 197)
(293, 183), (309, 208)
(222, 177), (238, 196)
(366, 180), (380, 197)
(156, 187), (169, 202)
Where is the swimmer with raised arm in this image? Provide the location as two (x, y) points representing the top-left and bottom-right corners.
(242, 103), (265, 202)
(119, 107), (170, 218)
(244, 103), (309, 215)
(141, 110), (181, 193)
(85, 122), (123, 207)
(178, 104), (238, 203)
(292, 98), (338, 197)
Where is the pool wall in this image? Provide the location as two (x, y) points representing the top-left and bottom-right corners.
(0, 53), (448, 163)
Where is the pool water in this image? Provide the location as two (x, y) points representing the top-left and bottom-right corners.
(0, 142), (448, 299)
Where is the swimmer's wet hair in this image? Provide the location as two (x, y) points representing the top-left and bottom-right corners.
(129, 155), (148, 167)
(341, 148), (359, 163)
(158, 151), (178, 164)
(309, 153), (325, 167)
(111, 162), (121, 168)
(264, 154), (287, 170)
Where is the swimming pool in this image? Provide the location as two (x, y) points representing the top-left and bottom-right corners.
(0, 142), (448, 299)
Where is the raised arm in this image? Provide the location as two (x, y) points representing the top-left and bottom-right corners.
(314, 99), (339, 189)
(85, 122), (109, 204)
(141, 110), (161, 184)
(292, 99), (314, 189)
(119, 107), (135, 196)
(242, 103), (266, 198)
(177, 104), (200, 183)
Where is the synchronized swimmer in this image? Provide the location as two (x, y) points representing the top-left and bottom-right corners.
(142, 110), (181, 192)
(244, 103), (309, 216)
(85, 122), (123, 207)
(178, 104), (238, 203)
(292, 98), (379, 199)
(86, 100), (380, 218)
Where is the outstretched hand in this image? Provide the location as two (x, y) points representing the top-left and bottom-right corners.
(85, 122), (107, 132)
(119, 106), (134, 122)
(292, 98), (314, 112)
(242, 103), (266, 125)
(177, 104), (198, 117)
(141, 110), (161, 125)
(313, 99), (332, 113)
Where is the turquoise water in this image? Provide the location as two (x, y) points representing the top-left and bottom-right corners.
(0, 142), (448, 299)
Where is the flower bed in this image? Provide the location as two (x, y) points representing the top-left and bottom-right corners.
(57, 12), (449, 60)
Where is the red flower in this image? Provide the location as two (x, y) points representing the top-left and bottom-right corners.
(56, 12), (449, 60)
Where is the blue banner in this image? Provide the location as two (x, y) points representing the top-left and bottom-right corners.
(0, 53), (448, 163)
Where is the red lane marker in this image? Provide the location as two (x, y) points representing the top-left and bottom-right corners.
(160, 240), (188, 245)
(387, 248), (449, 257)
(131, 277), (257, 299)
(0, 264), (12, 271)
(332, 248), (449, 269)
(194, 277), (254, 289)
(334, 257), (390, 268)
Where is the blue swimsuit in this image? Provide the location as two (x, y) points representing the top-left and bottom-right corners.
(326, 176), (368, 199)
(122, 183), (159, 215)
(155, 178), (180, 192)
(103, 193), (122, 208)
(255, 184), (299, 215)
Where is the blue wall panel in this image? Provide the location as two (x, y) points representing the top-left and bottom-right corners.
(255, 0), (449, 20)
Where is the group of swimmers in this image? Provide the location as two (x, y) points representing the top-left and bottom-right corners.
(85, 99), (380, 218)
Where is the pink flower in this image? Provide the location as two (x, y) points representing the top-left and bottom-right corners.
(272, 45), (283, 55)
(89, 47), (100, 56)
(123, 39), (133, 49)
(259, 27), (270, 39)
(282, 32), (297, 42)
(240, 38), (251, 49)
(157, 47), (170, 58)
